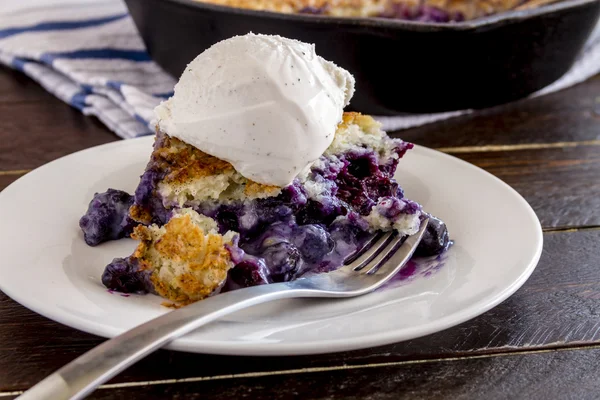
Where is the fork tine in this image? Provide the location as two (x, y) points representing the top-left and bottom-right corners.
(343, 232), (381, 264)
(345, 231), (395, 271)
(364, 218), (429, 276)
(361, 234), (404, 274)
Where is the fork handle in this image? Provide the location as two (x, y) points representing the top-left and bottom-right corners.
(18, 282), (317, 400)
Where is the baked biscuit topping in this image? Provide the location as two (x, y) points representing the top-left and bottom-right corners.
(131, 209), (237, 305)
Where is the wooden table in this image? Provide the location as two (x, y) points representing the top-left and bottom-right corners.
(1, 65), (599, 399)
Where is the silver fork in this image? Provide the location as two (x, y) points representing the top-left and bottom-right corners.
(18, 218), (428, 400)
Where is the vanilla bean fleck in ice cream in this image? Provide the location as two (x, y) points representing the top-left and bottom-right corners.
(154, 33), (355, 187)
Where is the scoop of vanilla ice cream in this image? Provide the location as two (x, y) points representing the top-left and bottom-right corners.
(154, 33), (355, 187)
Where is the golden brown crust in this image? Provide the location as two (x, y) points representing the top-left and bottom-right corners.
(129, 205), (153, 225)
(338, 112), (379, 132)
(154, 133), (236, 185)
(154, 132), (281, 197)
(131, 213), (233, 305)
(244, 180), (281, 198)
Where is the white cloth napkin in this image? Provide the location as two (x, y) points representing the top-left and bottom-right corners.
(1, 0), (599, 139)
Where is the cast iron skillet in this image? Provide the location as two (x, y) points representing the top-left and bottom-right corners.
(124, 0), (600, 115)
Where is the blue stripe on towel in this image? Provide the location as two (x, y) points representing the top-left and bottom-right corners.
(106, 80), (123, 91)
(135, 130), (154, 138)
(134, 113), (149, 126)
(108, 80), (172, 101)
(81, 84), (93, 93)
(11, 57), (28, 71)
(40, 49), (151, 65)
(0, 14), (128, 39)
(107, 81), (172, 98)
(70, 91), (88, 111)
(154, 91), (174, 99)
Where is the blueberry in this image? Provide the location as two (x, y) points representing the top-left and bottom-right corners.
(418, 5), (451, 22)
(414, 214), (451, 257)
(291, 224), (333, 263)
(326, 214), (371, 263)
(329, 213), (369, 245)
(298, 5), (327, 14)
(228, 258), (271, 288)
(256, 204), (294, 226)
(257, 222), (295, 247)
(452, 11), (465, 22)
(132, 168), (170, 225)
(79, 189), (135, 246)
(261, 241), (301, 282)
(364, 175), (397, 200)
(236, 221), (301, 282)
(133, 169), (158, 206)
(377, 3), (456, 22)
(296, 200), (342, 226)
(101, 257), (150, 293)
(334, 149), (402, 215)
(276, 180), (308, 208)
(347, 153), (378, 178)
(224, 244), (271, 289)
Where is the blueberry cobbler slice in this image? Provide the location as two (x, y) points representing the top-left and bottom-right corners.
(81, 113), (450, 305)
(79, 34), (450, 306)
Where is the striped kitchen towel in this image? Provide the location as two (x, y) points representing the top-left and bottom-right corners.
(1, 0), (600, 138)
(0, 0), (176, 139)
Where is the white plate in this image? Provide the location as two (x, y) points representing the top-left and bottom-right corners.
(0, 138), (543, 356)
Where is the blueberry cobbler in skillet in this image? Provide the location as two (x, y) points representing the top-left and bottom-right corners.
(79, 34), (450, 306)
(193, 0), (557, 22)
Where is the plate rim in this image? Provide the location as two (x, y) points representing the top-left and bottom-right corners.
(0, 137), (543, 356)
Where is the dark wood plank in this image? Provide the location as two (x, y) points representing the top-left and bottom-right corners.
(0, 101), (118, 170)
(0, 68), (118, 171)
(0, 66), (60, 104)
(68, 347), (600, 399)
(0, 173), (25, 192)
(1, 229), (599, 391)
(456, 146), (600, 229)
(394, 75), (600, 148)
